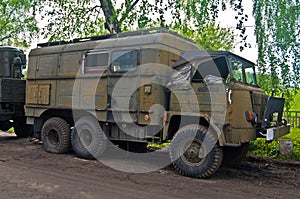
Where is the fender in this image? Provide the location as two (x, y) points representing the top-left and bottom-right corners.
(163, 112), (226, 146)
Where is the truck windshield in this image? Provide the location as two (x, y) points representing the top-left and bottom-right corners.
(229, 56), (257, 85)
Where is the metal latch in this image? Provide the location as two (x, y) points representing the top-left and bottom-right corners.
(266, 128), (274, 141)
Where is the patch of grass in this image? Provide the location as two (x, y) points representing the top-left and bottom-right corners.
(249, 128), (300, 161)
(7, 127), (15, 133)
(148, 141), (170, 149)
(290, 92), (300, 110)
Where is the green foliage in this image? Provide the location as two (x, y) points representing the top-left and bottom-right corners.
(253, 0), (299, 110)
(170, 23), (234, 51)
(36, 0), (235, 51)
(121, 0), (248, 50)
(38, 0), (235, 51)
(249, 128), (300, 161)
(257, 74), (298, 110)
(253, 0), (299, 90)
(148, 141), (170, 149)
(38, 0), (110, 41)
(291, 92), (300, 110)
(0, 0), (38, 47)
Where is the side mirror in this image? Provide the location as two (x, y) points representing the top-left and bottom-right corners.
(13, 57), (22, 66)
(111, 62), (120, 72)
(19, 54), (27, 69)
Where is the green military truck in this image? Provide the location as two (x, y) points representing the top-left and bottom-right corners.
(25, 28), (290, 178)
(0, 47), (32, 137)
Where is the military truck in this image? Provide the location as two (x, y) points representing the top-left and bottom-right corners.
(25, 28), (290, 178)
(0, 47), (32, 137)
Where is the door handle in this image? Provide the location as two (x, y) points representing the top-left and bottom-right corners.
(228, 90), (232, 105)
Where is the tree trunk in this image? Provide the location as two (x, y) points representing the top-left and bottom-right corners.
(99, 0), (121, 33)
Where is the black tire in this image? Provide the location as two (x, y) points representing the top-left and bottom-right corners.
(170, 124), (223, 178)
(14, 118), (33, 138)
(0, 121), (13, 132)
(41, 117), (71, 154)
(71, 116), (107, 159)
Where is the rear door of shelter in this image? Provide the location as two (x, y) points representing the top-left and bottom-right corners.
(107, 50), (139, 123)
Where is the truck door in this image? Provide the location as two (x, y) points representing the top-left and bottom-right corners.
(227, 55), (261, 143)
(107, 50), (139, 123)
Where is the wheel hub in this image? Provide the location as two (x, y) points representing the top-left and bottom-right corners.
(79, 129), (93, 148)
(181, 139), (206, 166)
(48, 130), (59, 146)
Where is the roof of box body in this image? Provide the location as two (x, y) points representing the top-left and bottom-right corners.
(0, 46), (22, 52)
(30, 28), (200, 56)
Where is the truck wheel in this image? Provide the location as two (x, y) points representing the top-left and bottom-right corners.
(71, 116), (107, 159)
(41, 117), (71, 154)
(14, 118), (33, 138)
(0, 121), (13, 132)
(170, 124), (223, 178)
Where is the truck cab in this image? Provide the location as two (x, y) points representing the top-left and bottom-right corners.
(166, 50), (289, 144)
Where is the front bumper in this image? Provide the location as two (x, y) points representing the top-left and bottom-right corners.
(265, 125), (291, 141)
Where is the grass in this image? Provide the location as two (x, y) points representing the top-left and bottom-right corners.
(8, 127), (14, 133)
(148, 141), (170, 149)
(248, 128), (300, 161)
(290, 92), (300, 110)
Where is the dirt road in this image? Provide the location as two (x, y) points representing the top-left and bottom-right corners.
(0, 132), (299, 199)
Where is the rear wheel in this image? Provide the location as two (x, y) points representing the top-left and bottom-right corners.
(170, 124), (223, 178)
(0, 121), (13, 132)
(71, 116), (107, 159)
(41, 117), (71, 154)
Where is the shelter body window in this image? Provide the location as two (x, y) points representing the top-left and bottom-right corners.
(111, 50), (138, 72)
(84, 52), (109, 72)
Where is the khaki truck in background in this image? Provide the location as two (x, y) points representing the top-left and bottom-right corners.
(25, 28), (290, 178)
(0, 47), (32, 137)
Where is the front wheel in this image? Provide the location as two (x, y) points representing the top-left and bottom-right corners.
(170, 124), (223, 178)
